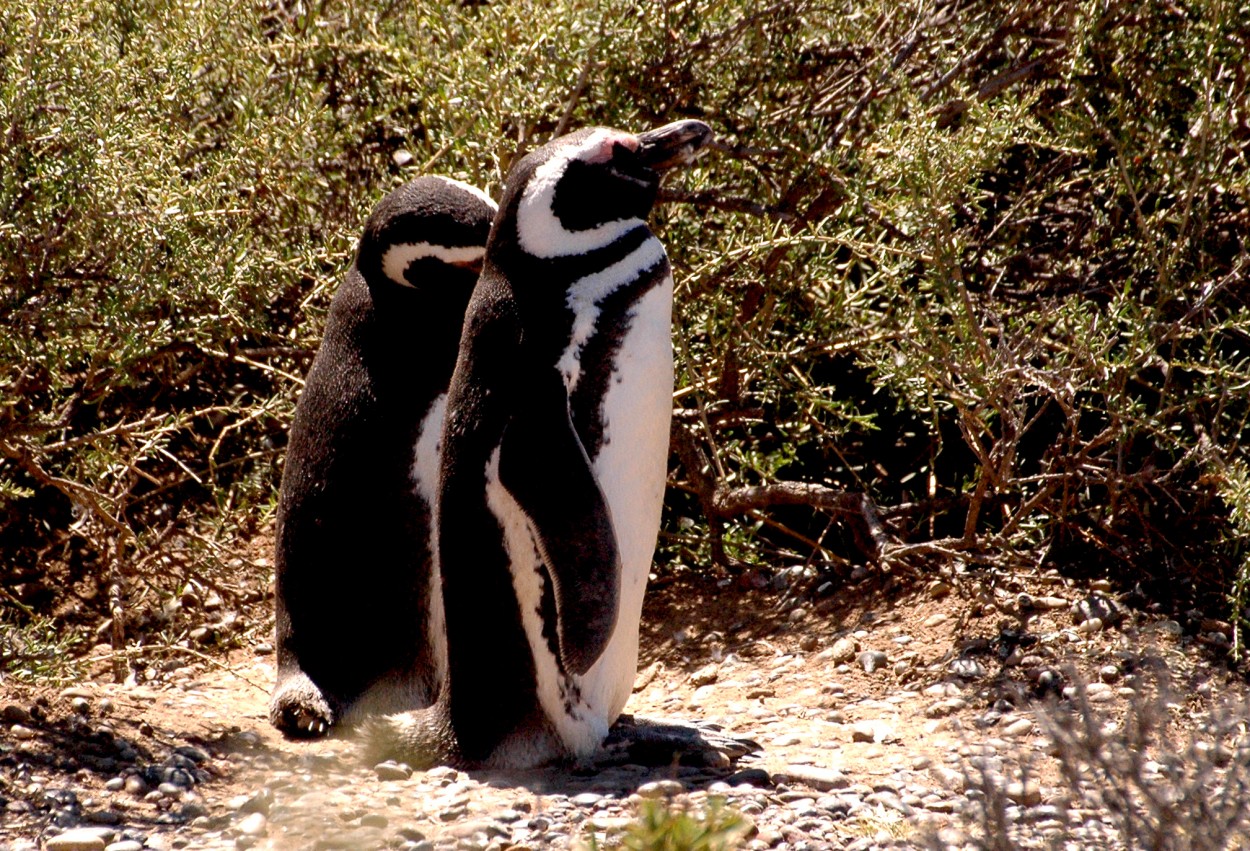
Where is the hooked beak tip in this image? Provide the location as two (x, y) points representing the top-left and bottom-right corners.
(636, 120), (715, 170)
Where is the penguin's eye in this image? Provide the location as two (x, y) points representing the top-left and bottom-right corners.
(397, 256), (478, 288)
(610, 141), (638, 163)
(602, 145), (652, 187)
(551, 154), (658, 230)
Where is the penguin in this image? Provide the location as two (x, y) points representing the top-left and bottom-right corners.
(369, 120), (719, 768)
(271, 176), (497, 737)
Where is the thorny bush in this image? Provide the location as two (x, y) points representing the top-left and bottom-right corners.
(0, 0), (1247, 666)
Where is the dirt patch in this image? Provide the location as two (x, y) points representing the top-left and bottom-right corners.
(2, 562), (1248, 849)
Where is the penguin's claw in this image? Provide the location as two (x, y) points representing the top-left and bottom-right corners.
(299, 717), (328, 736)
(597, 715), (760, 769)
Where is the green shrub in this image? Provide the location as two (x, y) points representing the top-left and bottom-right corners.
(1, 0), (1247, 653)
(0, 607), (87, 686)
(931, 673), (1250, 850)
(579, 797), (749, 851)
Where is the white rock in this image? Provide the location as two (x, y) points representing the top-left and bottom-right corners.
(690, 663), (719, 686)
(1003, 717), (1034, 737)
(45, 829), (113, 851)
(637, 780), (684, 798)
(237, 811), (268, 836)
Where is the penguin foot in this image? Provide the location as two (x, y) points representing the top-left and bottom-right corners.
(360, 705), (459, 770)
(597, 715), (760, 769)
(270, 673), (335, 738)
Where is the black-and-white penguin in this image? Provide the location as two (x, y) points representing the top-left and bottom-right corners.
(271, 176), (496, 737)
(369, 120), (717, 768)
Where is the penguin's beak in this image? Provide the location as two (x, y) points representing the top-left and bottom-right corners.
(636, 120), (714, 171)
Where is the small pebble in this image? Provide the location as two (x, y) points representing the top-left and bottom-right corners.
(726, 767), (772, 787)
(690, 664), (719, 687)
(237, 812), (268, 836)
(1005, 781), (1041, 806)
(924, 698), (966, 718)
(45, 829), (113, 851)
(2, 704), (32, 724)
(375, 761), (413, 781)
(637, 780), (684, 798)
(1002, 718), (1034, 738)
(776, 765), (849, 791)
(857, 650), (888, 673)
(236, 787), (274, 816)
(949, 658), (985, 678)
(823, 637), (857, 664)
(83, 809), (123, 825)
(174, 745), (210, 764)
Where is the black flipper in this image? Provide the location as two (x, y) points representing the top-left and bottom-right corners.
(497, 372), (620, 677)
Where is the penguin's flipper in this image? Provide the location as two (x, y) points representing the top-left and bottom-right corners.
(498, 387), (621, 677)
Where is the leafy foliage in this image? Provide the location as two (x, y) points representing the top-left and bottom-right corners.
(0, 0), (1247, 654)
(0, 609), (87, 686)
(579, 797), (749, 851)
(931, 673), (1250, 850)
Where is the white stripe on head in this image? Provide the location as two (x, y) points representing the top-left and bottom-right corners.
(431, 176), (499, 213)
(382, 242), (486, 287)
(517, 129), (642, 259)
(555, 236), (667, 391)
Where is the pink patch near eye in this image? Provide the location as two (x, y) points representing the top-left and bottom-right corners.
(584, 130), (639, 163)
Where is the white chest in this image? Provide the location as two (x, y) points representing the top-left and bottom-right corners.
(486, 240), (675, 757)
(579, 272), (673, 720)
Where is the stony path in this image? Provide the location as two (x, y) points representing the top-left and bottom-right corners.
(3, 574), (1246, 850)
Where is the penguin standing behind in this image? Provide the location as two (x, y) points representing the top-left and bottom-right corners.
(271, 176), (496, 737)
(369, 120), (718, 768)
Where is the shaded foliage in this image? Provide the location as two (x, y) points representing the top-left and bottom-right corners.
(0, 0), (1247, 660)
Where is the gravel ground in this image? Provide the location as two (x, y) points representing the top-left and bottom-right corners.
(4, 569), (1248, 850)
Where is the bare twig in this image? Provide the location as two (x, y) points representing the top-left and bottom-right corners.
(0, 439), (133, 542)
(201, 346), (306, 386)
(827, 18), (925, 149)
(657, 188), (797, 221)
(710, 482), (892, 562)
(553, 43), (600, 138)
(86, 645), (269, 693)
(708, 139), (790, 159)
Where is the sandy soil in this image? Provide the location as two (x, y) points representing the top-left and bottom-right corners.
(2, 563), (1247, 849)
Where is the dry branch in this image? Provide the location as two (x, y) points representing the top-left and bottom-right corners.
(673, 420), (893, 567)
(712, 482), (893, 563)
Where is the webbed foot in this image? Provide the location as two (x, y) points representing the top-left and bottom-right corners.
(270, 672), (335, 738)
(598, 714), (759, 768)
